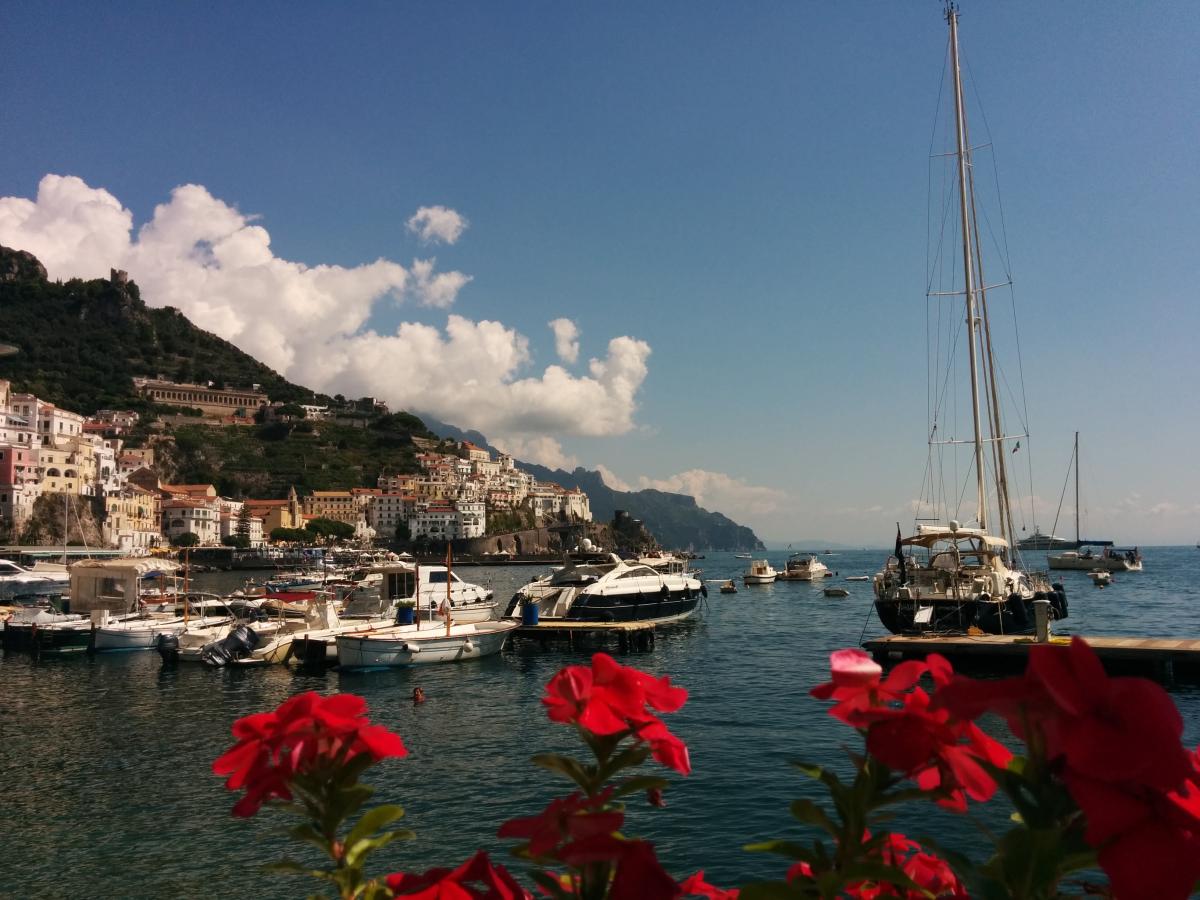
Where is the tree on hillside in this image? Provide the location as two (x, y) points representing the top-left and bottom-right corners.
(222, 534), (251, 549)
(172, 532), (200, 547)
(307, 517), (355, 543)
(236, 505), (252, 541)
(271, 526), (316, 543)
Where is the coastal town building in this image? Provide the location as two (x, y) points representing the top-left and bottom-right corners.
(161, 498), (220, 545)
(367, 493), (418, 534)
(132, 376), (269, 418)
(103, 486), (162, 552)
(0, 443), (41, 532)
(243, 487), (304, 534)
(37, 402), (85, 447)
(302, 490), (358, 524)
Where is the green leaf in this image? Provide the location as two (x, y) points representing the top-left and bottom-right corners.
(791, 761), (843, 792)
(288, 823), (332, 853)
(531, 753), (593, 789)
(596, 744), (651, 782)
(323, 783), (375, 835)
(744, 839), (815, 861)
(611, 776), (669, 799)
(788, 799), (838, 837)
(345, 804), (407, 849)
(345, 831), (403, 869)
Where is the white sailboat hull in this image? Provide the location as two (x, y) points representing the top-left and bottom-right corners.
(336, 621), (517, 669)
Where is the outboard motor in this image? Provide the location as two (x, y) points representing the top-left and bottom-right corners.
(200, 625), (260, 667)
(156, 632), (180, 664)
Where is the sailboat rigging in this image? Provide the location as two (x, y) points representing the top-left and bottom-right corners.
(872, 4), (1066, 635)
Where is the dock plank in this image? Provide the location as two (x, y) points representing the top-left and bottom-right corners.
(862, 633), (1200, 684)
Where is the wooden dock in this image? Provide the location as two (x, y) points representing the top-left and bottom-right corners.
(514, 619), (658, 650)
(863, 633), (1200, 685)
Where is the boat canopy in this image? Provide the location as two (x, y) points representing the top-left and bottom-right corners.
(904, 526), (1009, 550)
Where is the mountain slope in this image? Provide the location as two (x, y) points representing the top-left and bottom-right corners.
(420, 414), (763, 550)
(0, 246), (315, 412)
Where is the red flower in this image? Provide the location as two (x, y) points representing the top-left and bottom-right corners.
(543, 653), (687, 733)
(1061, 772), (1200, 900)
(938, 637), (1191, 793)
(607, 840), (682, 900)
(212, 691), (407, 816)
(813, 650), (1007, 810)
(679, 870), (739, 898)
(811, 651), (952, 729)
(785, 832), (966, 899)
(934, 637), (1200, 897)
(542, 654), (691, 774)
(386, 850), (529, 899)
(498, 790), (623, 858)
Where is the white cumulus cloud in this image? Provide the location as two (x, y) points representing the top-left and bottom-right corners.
(0, 174), (651, 443)
(492, 435), (579, 472)
(406, 205), (468, 245)
(410, 257), (472, 308)
(549, 318), (580, 364)
(595, 464), (632, 493)
(581, 467), (784, 523)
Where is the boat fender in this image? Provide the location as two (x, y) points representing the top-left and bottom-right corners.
(1049, 589), (1067, 620)
(700, 584), (708, 598)
(156, 631), (180, 663)
(660, 585), (670, 600)
(402, 643), (422, 653)
(978, 592), (991, 605)
(1007, 593), (1030, 630)
(463, 639), (474, 652)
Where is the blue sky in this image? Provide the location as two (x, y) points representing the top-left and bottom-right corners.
(1, 1), (1197, 544)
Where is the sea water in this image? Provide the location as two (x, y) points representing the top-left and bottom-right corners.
(2, 547), (1198, 897)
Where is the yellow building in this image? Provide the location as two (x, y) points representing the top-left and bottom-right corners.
(302, 490), (358, 525)
(39, 441), (97, 495)
(245, 486), (304, 534)
(103, 486), (162, 551)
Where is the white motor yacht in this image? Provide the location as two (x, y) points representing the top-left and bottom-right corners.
(505, 553), (703, 624)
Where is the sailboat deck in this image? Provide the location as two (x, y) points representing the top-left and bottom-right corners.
(863, 633), (1200, 684)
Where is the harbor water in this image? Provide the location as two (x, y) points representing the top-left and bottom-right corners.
(2, 547), (1198, 897)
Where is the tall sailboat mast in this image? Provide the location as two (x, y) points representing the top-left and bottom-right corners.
(1074, 431), (1080, 544)
(947, 4), (988, 530)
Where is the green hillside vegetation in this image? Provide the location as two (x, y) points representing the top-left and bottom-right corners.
(165, 414), (436, 498)
(0, 247), (314, 412)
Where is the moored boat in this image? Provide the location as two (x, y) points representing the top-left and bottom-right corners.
(776, 554), (830, 581)
(505, 553), (703, 625)
(873, 7), (1065, 637)
(336, 620), (518, 669)
(1048, 546), (1142, 573)
(743, 560), (777, 585)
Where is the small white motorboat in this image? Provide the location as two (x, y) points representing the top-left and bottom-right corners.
(824, 587), (850, 598)
(743, 560), (777, 585)
(1089, 570), (1112, 586)
(336, 619), (519, 669)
